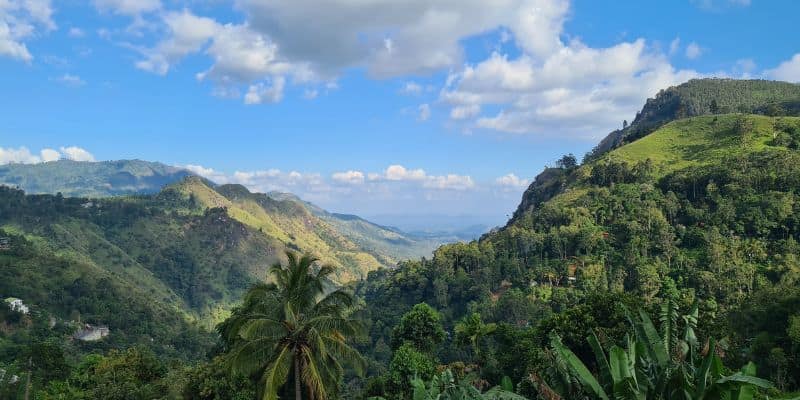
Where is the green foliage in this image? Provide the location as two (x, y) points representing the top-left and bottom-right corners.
(454, 313), (496, 356)
(182, 356), (256, 400)
(545, 309), (773, 400)
(37, 347), (168, 400)
(385, 343), (437, 398)
(409, 369), (527, 400)
(391, 303), (446, 354)
(222, 252), (365, 400)
(589, 78), (800, 159)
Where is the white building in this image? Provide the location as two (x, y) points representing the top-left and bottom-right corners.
(73, 324), (110, 341)
(4, 298), (29, 314)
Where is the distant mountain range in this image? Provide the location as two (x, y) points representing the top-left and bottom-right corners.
(0, 159), (457, 272)
(0, 159), (193, 197)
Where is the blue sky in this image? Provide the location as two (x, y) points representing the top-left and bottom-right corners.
(1, 0), (799, 228)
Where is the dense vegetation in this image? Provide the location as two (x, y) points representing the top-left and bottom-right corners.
(3, 79), (800, 398)
(590, 79), (800, 158)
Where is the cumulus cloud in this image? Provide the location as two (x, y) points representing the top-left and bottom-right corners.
(685, 42), (702, 59)
(669, 38), (681, 56)
(400, 81), (423, 95)
(135, 9), (219, 75)
(244, 77), (286, 104)
(40, 148), (60, 162)
(495, 173), (529, 188)
(441, 27), (700, 138)
(0, 0), (56, 62)
(0, 147), (43, 164)
(384, 165), (427, 181)
(332, 170), (365, 185)
(0, 146), (94, 164)
(181, 162), (527, 217)
(766, 54), (800, 82)
(132, 9), (313, 103)
(59, 146), (95, 161)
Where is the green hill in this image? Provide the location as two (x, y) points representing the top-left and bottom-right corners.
(359, 86), (800, 391)
(0, 159), (446, 268)
(0, 159), (193, 197)
(591, 78), (800, 157)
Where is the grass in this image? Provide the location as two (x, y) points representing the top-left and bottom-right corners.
(603, 114), (798, 177)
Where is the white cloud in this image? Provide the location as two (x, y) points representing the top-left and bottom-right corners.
(384, 165), (427, 181)
(450, 104), (480, 120)
(135, 9), (219, 75)
(668, 37), (680, 56)
(59, 146), (95, 161)
(495, 173), (529, 188)
(68, 27), (85, 38)
(303, 89), (319, 99)
(0, 0), (56, 62)
(400, 81), (423, 95)
(766, 53), (800, 82)
(0, 147), (41, 164)
(93, 0), (160, 16)
(440, 28), (700, 137)
(685, 42), (702, 59)
(40, 148), (60, 162)
(178, 162), (522, 217)
(423, 174), (475, 190)
(332, 170), (365, 185)
(0, 146), (94, 164)
(418, 103), (431, 121)
(55, 74), (86, 87)
(244, 77), (285, 104)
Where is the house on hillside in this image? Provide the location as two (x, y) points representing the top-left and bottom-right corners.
(0, 237), (10, 250)
(73, 324), (110, 341)
(4, 298), (29, 314)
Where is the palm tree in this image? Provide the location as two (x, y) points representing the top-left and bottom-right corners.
(220, 252), (365, 400)
(454, 313), (497, 357)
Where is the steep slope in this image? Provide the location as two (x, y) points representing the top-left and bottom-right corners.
(0, 187), (283, 360)
(590, 78), (800, 157)
(360, 112), (800, 384)
(168, 178), (441, 282)
(0, 160), (446, 266)
(266, 191), (445, 261)
(0, 159), (193, 197)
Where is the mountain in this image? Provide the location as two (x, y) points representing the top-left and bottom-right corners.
(589, 78), (800, 158)
(358, 79), (800, 388)
(168, 177), (443, 281)
(0, 159), (193, 197)
(0, 159), (449, 268)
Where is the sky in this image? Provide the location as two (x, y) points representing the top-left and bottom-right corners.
(1, 0), (799, 228)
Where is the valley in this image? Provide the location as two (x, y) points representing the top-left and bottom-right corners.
(3, 79), (800, 399)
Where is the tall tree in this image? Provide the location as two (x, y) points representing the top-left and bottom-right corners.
(221, 252), (365, 400)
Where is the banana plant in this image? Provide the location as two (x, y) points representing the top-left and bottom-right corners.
(410, 370), (528, 400)
(545, 307), (773, 400)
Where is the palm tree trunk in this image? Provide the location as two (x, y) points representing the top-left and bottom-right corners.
(294, 356), (302, 400)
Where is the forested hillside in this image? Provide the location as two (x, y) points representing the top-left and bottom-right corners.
(3, 79), (800, 399)
(591, 79), (800, 157)
(357, 112), (800, 396)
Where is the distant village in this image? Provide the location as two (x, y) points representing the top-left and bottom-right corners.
(4, 297), (109, 342)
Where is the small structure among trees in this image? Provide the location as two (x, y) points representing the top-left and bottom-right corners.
(4, 298), (29, 314)
(73, 324), (110, 341)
